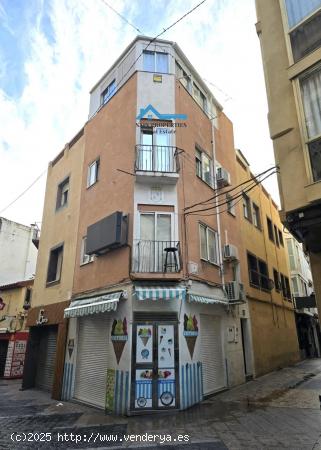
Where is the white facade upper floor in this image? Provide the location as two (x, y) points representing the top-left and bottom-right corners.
(0, 217), (38, 285)
(88, 35), (221, 126)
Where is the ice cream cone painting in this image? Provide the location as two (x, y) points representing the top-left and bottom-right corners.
(138, 327), (152, 346)
(111, 318), (128, 364)
(140, 336), (150, 346)
(183, 314), (199, 359)
(136, 325), (153, 363)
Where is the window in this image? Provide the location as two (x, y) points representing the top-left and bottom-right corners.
(193, 83), (207, 111)
(199, 224), (219, 264)
(247, 252), (270, 291)
(47, 244), (63, 284)
(143, 51), (168, 73)
(273, 269), (281, 291)
(287, 239), (297, 270)
(274, 225), (280, 247)
(195, 147), (214, 187)
(80, 237), (94, 265)
(267, 217), (274, 242)
(291, 276), (299, 297)
(252, 203), (261, 228)
(226, 194), (236, 216)
(56, 177), (69, 210)
(300, 64), (321, 181)
(278, 229), (284, 246)
(280, 273), (292, 299)
(242, 193), (252, 221)
(285, 0), (321, 28)
(175, 61), (191, 91)
(101, 79), (116, 105)
(24, 288), (32, 305)
(87, 159), (100, 187)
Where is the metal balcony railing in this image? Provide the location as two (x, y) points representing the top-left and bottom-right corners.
(135, 145), (179, 173)
(132, 240), (181, 273)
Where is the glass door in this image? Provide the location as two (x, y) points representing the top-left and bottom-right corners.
(140, 129), (153, 171)
(132, 319), (178, 411)
(154, 128), (171, 172)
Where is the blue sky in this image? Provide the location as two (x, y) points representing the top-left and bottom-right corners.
(0, 0), (276, 225)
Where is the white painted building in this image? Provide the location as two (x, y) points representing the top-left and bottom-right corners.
(0, 217), (38, 285)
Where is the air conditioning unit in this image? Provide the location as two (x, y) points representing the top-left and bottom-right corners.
(225, 281), (246, 302)
(223, 244), (238, 261)
(216, 167), (231, 188)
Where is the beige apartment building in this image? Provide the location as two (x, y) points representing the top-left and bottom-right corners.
(23, 36), (300, 414)
(236, 150), (300, 376)
(255, 1), (321, 320)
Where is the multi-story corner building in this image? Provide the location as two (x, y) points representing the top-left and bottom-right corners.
(255, 1), (321, 321)
(236, 150), (300, 376)
(22, 131), (85, 398)
(0, 279), (33, 379)
(23, 36), (250, 413)
(285, 231), (320, 358)
(0, 217), (38, 285)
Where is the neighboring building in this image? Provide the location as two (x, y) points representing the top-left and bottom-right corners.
(285, 231), (320, 358)
(255, 1), (321, 322)
(22, 131), (85, 398)
(0, 217), (38, 285)
(0, 279), (33, 379)
(24, 36), (300, 415)
(236, 150), (300, 377)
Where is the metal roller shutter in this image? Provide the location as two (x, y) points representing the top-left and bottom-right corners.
(74, 314), (111, 409)
(35, 327), (57, 391)
(200, 314), (225, 394)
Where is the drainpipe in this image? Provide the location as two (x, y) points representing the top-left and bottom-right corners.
(210, 117), (225, 290)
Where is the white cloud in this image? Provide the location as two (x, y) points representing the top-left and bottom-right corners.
(0, 0), (279, 227)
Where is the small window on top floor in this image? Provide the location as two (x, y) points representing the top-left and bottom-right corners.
(193, 82), (207, 111)
(252, 203), (261, 229)
(143, 51), (168, 73)
(278, 229), (284, 246)
(175, 61), (191, 92)
(47, 244), (63, 284)
(87, 159), (100, 188)
(101, 79), (116, 106)
(56, 177), (69, 210)
(242, 193), (252, 221)
(267, 217), (274, 242)
(226, 194), (236, 216)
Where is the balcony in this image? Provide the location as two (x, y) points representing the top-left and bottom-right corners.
(135, 145), (180, 184)
(131, 240), (181, 277)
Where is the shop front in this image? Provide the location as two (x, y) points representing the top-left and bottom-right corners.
(62, 282), (243, 415)
(22, 301), (69, 399)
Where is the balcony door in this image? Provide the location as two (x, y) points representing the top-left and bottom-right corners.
(140, 128), (173, 172)
(139, 212), (172, 272)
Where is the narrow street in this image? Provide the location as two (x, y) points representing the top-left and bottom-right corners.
(1, 359), (321, 449)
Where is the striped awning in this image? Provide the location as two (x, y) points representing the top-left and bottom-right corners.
(188, 292), (227, 305)
(134, 286), (186, 301)
(64, 291), (123, 318)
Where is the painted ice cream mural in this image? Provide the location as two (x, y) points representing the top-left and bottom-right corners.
(183, 314), (199, 358)
(111, 318), (128, 363)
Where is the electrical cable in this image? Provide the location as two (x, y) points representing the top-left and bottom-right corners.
(99, 0), (143, 33)
(0, 169), (47, 215)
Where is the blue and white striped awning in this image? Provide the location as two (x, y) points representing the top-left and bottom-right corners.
(188, 292), (227, 305)
(134, 286), (186, 301)
(64, 291), (124, 318)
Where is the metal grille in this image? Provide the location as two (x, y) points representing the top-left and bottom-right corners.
(135, 145), (179, 173)
(35, 327), (58, 392)
(132, 240), (181, 273)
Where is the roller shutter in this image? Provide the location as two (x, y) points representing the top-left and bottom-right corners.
(200, 314), (225, 394)
(35, 327), (57, 391)
(74, 314), (111, 409)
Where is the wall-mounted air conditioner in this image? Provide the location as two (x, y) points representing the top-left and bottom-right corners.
(225, 281), (246, 302)
(217, 167), (231, 188)
(223, 244), (239, 261)
(86, 211), (128, 256)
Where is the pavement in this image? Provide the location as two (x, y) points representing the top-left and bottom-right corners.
(1, 359), (321, 449)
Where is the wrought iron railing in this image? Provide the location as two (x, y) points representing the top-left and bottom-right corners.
(132, 240), (181, 273)
(135, 145), (179, 173)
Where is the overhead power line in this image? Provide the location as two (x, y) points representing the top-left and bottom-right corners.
(0, 169), (47, 215)
(99, 0), (143, 33)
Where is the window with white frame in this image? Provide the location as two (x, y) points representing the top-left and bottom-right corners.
(56, 177), (69, 210)
(47, 244), (63, 284)
(195, 147), (214, 187)
(226, 194), (236, 216)
(87, 159), (100, 187)
(175, 61), (191, 92)
(300, 65), (321, 181)
(80, 236), (94, 265)
(101, 79), (116, 105)
(252, 202), (261, 228)
(284, 0), (321, 63)
(242, 193), (251, 221)
(199, 223), (219, 264)
(193, 82), (207, 111)
(143, 51), (168, 73)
